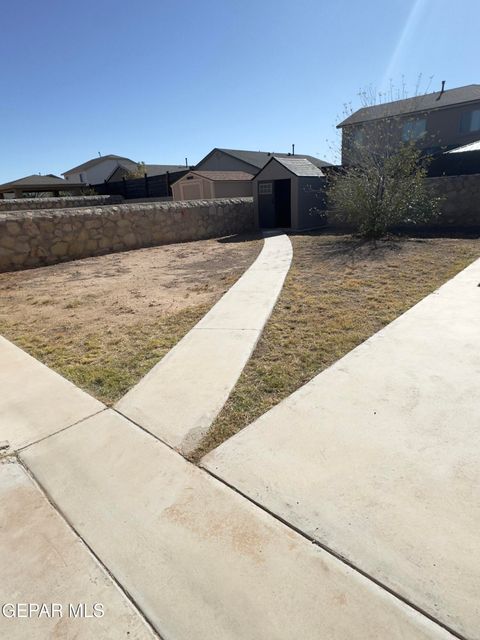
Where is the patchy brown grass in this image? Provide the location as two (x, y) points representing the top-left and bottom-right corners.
(0, 234), (262, 404)
(191, 233), (480, 460)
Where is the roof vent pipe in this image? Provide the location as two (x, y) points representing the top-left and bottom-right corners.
(292, 144), (295, 156)
(436, 80), (446, 100)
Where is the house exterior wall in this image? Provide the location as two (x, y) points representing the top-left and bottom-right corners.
(214, 181), (253, 198)
(64, 159), (123, 185)
(195, 150), (258, 174)
(342, 100), (480, 164)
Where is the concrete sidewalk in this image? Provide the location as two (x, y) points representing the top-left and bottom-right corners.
(19, 409), (453, 640)
(2, 242), (478, 638)
(0, 335), (104, 451)
(0, 460), (157, 639)
(202, 257), (480, 640)
(116, 232), (292, 455)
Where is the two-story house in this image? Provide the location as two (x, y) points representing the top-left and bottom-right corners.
(337, 83), (480, 165)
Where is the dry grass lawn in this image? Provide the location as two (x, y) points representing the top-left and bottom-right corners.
(0, 234), (262, 404)
(191, 233), (480, 460)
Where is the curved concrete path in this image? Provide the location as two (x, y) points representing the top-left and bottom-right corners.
(202, 257), (480, 640)
(116, 232), (293, 455)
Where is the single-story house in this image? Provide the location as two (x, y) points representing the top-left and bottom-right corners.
(63, 155), (138, 184)
(252, 156), (327, 230)
(0, 174), (85, 199)
(63, 154), (188, 185)
(171, 170), (253, 201)
(195, 147), (331, 175)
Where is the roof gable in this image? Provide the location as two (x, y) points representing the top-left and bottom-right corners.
(338, 84), (480, 128)
(196, 148), (331, 171)
(62, 155), (136, 175)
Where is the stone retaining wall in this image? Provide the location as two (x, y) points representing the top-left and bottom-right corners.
(328, 174), (480, 232)
(0, 195), (124, 212)
(425, 174), (480, 228)
(0, 197), (255, 272)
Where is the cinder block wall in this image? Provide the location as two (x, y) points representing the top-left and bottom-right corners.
(0, 195), (124, 212)
(0, 197), (255, 272)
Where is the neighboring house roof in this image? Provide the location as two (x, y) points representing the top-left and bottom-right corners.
(0, 174), (66, 187)
(197, 148), (332, 172)
(62, 155), (137, 176)
(271, 157), (325, 177)
(446, 139), (480, 154)
(0, 174), (83, 192)
(190, 170), (253, 181)
(144, 164), (189, 177)
(338, 84), (480, 128)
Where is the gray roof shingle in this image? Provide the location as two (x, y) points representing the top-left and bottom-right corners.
(215, 148), (332, 170)
(338, 84), (480, 128)
(272, 157), (325, 177)
(0, 174), (76, 189)
(191, 170), (253, 181)
(144, 164), (189, 176)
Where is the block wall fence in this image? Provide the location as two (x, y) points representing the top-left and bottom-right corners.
(0, 174), (478, 272)
(327, 174), (480, 231)
(425, 174), (480, 228)
(0, 198), (255, 272)
(0, 195), (124, 212)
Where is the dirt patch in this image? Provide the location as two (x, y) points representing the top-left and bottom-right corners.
(192, 233), (480, 460)
(0, 234), (262, 403)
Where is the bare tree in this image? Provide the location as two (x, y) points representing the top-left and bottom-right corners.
(125, 161), (147, 179)
(328, 77), (442, 239)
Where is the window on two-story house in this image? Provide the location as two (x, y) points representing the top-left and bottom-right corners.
(351, 127), (364, 146)
(402, 118), (427, 142)
(459, 109), (480, 133)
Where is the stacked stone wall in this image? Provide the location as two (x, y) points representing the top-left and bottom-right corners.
(0, 195), (124, 212)
(0, 197), (255, 272)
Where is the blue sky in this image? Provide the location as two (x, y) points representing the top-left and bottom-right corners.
(1, 0), (478, 182)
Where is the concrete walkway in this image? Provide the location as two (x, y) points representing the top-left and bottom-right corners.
(19, 409), (453, 639)
(202, 257), (480, 640)
(116, 232), (292, 455)
(0, 335), (104, 451)
(0, 460), (157, 639)
(2, 242), (478, 638)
